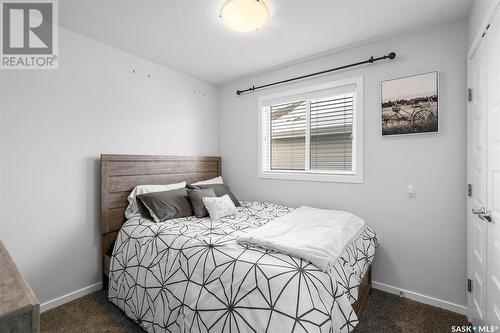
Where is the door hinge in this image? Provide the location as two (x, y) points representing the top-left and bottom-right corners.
(467, 278), (472, 293)
(468, 184), (472, 197)
(467, 88), (473, 102)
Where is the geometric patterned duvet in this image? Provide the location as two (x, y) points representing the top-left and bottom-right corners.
(108, 201), (377, 333)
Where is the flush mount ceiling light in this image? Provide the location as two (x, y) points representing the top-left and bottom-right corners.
(219, 0), (270, 32)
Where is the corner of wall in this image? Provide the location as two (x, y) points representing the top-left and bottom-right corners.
(468, 0), (499, 53)
(216, 85), (222, 156)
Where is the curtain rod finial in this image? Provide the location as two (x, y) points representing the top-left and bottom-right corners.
(388, 52), (396, 59)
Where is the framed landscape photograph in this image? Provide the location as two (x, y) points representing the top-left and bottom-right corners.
(381, 71), (438, 136)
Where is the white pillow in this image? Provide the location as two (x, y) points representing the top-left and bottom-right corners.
(202, 194), (237, 221)
(125, 181), (186, 218)
(191, 176), (224, 186)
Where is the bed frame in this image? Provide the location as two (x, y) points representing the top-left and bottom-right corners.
(100, 154), (222, 287)
(100, 154), (371, 318)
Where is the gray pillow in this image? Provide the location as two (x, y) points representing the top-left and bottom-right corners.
(136, 188), (193, 222)
(188, 188), (216, 218)
(187, 184), (241, 207)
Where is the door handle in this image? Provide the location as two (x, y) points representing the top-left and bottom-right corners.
(472, 207), (486, 215)
(472, 207), (493, 222)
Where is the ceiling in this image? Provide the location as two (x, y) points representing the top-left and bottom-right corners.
(59, 0), (473, 84)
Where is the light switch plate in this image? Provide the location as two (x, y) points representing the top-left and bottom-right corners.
(408, 185), (416, 198)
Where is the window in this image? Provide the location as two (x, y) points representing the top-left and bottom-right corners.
(259, 77), (363, 183)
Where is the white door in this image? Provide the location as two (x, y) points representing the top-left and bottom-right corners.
(486, 12), (500, 327)
(468, 35), (488, 325)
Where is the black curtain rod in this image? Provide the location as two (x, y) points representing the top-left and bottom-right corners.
(236, 52), (396, 95)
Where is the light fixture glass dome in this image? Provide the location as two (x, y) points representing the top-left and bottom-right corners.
(220, 0), (270, 32)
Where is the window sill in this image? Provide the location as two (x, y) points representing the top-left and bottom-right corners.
(258, 170), (364, 184)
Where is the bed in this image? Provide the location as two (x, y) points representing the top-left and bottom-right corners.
(101, 154), (377, 333)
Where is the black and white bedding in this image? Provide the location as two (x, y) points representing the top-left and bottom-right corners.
(108, 201), (377, 333)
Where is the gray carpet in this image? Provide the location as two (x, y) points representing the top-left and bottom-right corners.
(41, 289), (469, 332)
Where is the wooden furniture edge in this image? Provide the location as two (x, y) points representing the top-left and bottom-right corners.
(0, 241), (40, 332)
(352, 265), (372, 331)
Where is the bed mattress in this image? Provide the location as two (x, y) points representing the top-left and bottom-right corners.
(108, 201), (377, 333)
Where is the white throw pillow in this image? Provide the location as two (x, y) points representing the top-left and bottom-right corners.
(191, 176), (224, 186)
(202, 194), (236, 221)
(125, 182), (186, 218)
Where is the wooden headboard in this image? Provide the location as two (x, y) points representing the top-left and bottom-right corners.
(100, 154), (221, 283)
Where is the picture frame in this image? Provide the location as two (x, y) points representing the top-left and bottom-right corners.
(381, 71), (438, 136)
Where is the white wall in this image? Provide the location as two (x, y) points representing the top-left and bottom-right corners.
(218, 21), (468, 308)
(468, 0), (499, 47)
(0, 27), (218, 305)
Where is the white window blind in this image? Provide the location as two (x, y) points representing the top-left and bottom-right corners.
(270, 100), (306, 170)
(310, 94), (353, 171)
(259, 77), (363, 183)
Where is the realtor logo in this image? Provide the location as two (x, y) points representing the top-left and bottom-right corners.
(1, 0), (58, 69)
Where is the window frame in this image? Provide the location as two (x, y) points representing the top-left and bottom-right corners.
(258, 76), (364, 183)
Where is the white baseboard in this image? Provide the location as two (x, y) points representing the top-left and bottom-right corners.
(372, 281), (468, 315)
(40, 282), (103, 313)
(39, 280), (467, 316)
